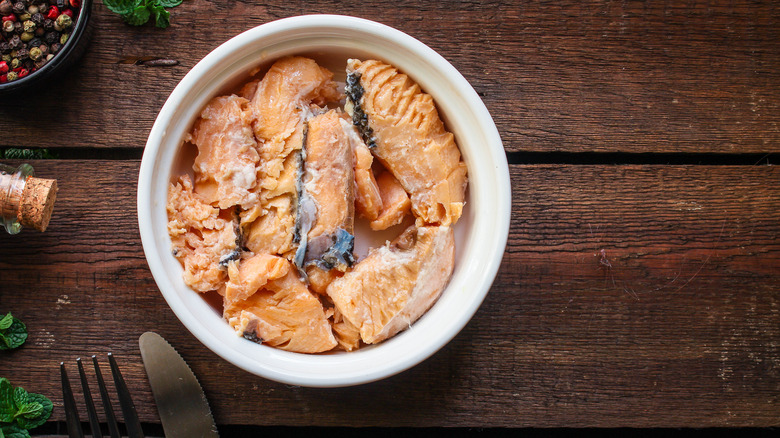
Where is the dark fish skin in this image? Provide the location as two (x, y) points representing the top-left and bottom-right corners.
(293, 110), (357, 280)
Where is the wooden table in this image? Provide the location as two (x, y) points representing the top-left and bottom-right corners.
(1, 0), (778, 434)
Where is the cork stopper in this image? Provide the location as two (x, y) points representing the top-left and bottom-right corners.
(18, 177), (58, 232)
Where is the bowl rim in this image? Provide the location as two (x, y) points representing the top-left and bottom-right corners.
(0, 0), (94, 93)
(138, 14), (511, 387)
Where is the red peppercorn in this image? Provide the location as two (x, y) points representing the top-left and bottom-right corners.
(2, 13), (15, 22)
(0, 61), (7, 74)
(12, 66), (21, 73)
(45, 6), (58, 20)
(0, 74), (6, 83)
(17, 68), (27, 78)
(69, 0), (80, 7)
(62, 8), (73, 18)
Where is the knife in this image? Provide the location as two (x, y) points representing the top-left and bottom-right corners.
(139, 331), (220, 438)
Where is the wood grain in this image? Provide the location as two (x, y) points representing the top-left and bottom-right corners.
(0, 161), (777, 428)
(0, 1), (778, 154)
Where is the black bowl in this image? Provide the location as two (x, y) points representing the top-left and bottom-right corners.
(0, 0), (93, 96)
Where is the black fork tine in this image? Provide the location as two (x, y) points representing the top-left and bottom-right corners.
(92, 355), (121, 438)
(108, 353), (145, 438)
(59, 362), (84, 438)
(76, 358), (103, 438)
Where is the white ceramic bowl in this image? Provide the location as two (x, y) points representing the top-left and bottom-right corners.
(137, 15), (510, 387)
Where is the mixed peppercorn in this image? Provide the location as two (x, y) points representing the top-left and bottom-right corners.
(0, 0), (81, 83)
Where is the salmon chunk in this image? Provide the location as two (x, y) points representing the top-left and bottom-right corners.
(369, 171), (411, 231)
(167, 175), (239, 292)
(224, 257), (337, 354)
(343, 118), (383, 221)
(294, 110), (356, 286)
(345, 59), (467, 226)
(189, 95), (260, 210)
(326, 225), (455, 344)
(243, 56), (342, 257)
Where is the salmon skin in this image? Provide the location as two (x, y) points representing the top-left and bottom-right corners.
(345, 59), (468, 227)
(293, 110), (357, 280)
(242, 56), (341, 258)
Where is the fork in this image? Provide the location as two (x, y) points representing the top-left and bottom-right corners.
(60, 353), (145, 438)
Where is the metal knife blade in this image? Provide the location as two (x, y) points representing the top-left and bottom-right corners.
(139, 331), (219, 438)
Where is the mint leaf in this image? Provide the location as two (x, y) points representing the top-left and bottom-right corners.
(1, 148), (57, 160)
(158, 0), (181, 7)
(14, 402), (42, 420)
(0, 314), (12, 331)
(151, 5), (170, 28)
(12, 393), (51, 430)
(0, 316), (26, 351)
(123, 5), (151, 25)
(1, 424), (30, 438)
(11, 387), (28, 410)
(0, 379), (16, 423)
(102, 0), (142, 15)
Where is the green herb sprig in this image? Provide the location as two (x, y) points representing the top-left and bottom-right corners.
(102, 0), (183, 28)
(0, 314), (26, 351)
(1, 149), (56, 160)
(0, 378), (53, 438)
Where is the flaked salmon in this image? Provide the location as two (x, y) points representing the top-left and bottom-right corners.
(294, 110), (356, 290)
(344, 118), (383, 221)
(369, 171), (411, 231)
(224, 256), (337, 354)
(167, 175), (239, 292)
(345, 59), (467, 226)
(326, 225), (455, 344)
(243, 56), (341, 257)
(188, 95), (260, 210)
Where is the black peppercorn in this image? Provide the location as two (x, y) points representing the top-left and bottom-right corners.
(27, 36), (40, 47)
(0, 0), (12, 15)
(15, 47), (27, 59)
(0, 41), (9, 54)
(42, 18), (53, 31)
(43, 30), (56, 44)
(54, 0), (64, 8)
(31, 12), (42, 25)
(13, 21), (21, 34)
(34, 26), (43, 36)
(49, 41), (59, 53)
(37, 42), (47, 55)
(8, 34), (21, 49)
(37, 3), (46, 13)
(12, 2), (24, 14)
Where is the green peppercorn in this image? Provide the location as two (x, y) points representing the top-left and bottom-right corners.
(6, 70), (18, 81)
(26, 4), (37, 14)
(20, 31), (33, 42)
(54, 13), (71, 31)
(59, 32), (67, 45)
(18, 12), (30, 21)
(28, 46), (41, 61)
(22, 20), (35, 33)
(1, 54), (10, 62)
(10, 57), (20, 69)
(2, 20), (14, 34)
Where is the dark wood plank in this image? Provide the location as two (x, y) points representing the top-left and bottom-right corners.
(0, 1), (778, 154)
(0, 161), (777, 428)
